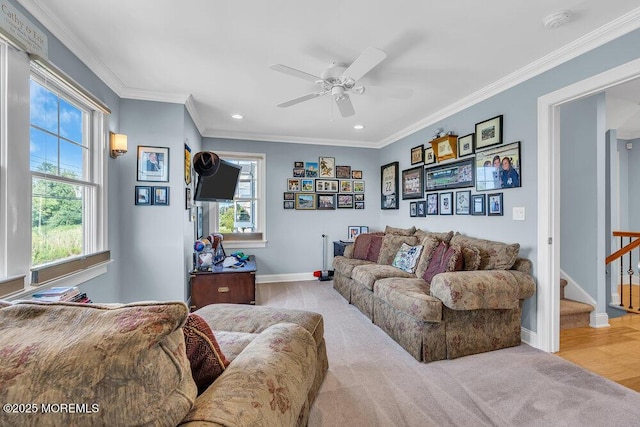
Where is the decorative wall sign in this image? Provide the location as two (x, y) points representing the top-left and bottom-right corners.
(424, 158), (474, 191)
(381, 161), (399, 209)
(430, 135), (458, 163)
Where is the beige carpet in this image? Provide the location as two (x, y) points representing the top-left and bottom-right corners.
(257, 280), (640, 427)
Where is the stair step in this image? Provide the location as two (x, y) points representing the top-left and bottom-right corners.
(560, 298), (593, 330)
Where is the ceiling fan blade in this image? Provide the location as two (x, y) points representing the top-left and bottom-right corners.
(363, 85), (413, 99)
(277, 92), (325, 108)
(269, 64), (322, 84)
(341, 47), (387, 82)
(335, 94), (355, 117)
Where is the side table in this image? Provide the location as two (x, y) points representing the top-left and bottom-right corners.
(189, 256), (257, 311)
(333, 241), (353, 257)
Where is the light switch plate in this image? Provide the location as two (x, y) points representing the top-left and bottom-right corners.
(513, 207), (525, 221)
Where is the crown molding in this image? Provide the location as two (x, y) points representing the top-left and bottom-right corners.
(378, 7), (640, 148)
(184, 95), (206, 136)
(203, 129), (378, 148)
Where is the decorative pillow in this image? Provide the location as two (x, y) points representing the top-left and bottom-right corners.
(0, 301), (196, 427)
(366, 233), (385, 262)
(422, 242), (464, 284)
(391, 243), (424, 273)
(352, 232), (385, 260)
(413, 236), (442, 279)
(461, 245), (482, 271)
(414, 229), (454, 244)
(385, 225), (416, 236)
(450, 234), (520, 270)
(378, 234), (419, 265)
(183, 313), (230, 394)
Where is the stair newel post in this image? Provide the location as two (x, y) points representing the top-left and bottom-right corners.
(628, 237), (634, 310)
(620, 236), (624, 307)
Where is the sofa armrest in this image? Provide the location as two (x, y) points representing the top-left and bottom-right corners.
(179, 323), (317, 427)
(343, 243), (354, 258)
(430, 270), (535, 311)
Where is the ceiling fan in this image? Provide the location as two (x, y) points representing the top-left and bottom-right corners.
(270, 47), (406, 118)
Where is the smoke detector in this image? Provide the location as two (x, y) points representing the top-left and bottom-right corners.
(543, 10), (572, 29)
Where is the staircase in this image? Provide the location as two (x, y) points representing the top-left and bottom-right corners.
(560, 279), (594, 330)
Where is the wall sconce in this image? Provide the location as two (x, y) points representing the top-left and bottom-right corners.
(110, 132), (128, 159)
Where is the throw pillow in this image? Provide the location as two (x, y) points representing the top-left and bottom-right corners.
(384, 225), (416, 236)
(461, 245), (482, 271)
(183, 313), (230, 394)
(366, 233), (385, 262)
(377, 234), (419, 265)
(423, 242), (464, 284)
(352, 232), (384, 260)
(391, 243), (424, 273)
(450, 234), (520, 270)
(414, 229), (454, 244)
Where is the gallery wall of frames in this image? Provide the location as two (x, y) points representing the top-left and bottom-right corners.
(393, 114), (522, 218)
(283, 156), (366, 211)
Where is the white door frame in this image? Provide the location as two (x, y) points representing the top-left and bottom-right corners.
(537, 58), (640, 352)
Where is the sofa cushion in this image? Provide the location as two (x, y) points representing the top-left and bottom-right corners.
(214, 331), (259, 362)
(366, 233), (385, 262)
(423, 242), (464, 284)
(430, 270), (522, 310)
(333, 256), (375, 278)
(450, 234), (520, 270)
(391, 243), (423, 273)
(374, 277), (442, 323)
(352, 232), (385, 260)
(414, 229), (454, 244)
(414, 235), (448, 280)
(351, 264), (415, 291)
(0, 301), (197, 427)
(183, 313), (230, 394)
(378, 234), (419, 265)
(385, 225), (416, 236)
(461, 245), (482, 271)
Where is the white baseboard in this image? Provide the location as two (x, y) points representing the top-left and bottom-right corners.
(591, 311), (610, 328)
(521, 327), (536, 348)
(256, 272), (316, 284)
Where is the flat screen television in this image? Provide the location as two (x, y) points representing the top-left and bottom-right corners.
(194, 159), (241, 202)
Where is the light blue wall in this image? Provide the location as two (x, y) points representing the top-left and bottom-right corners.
(202, 138), (380, 275)
(627, 138), (640, 232)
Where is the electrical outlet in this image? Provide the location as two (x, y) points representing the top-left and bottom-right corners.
(513, 207), (525, 221)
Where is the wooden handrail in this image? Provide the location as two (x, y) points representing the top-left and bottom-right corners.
(606, 232), (640, 265)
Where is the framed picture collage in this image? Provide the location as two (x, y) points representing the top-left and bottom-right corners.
(284, 157), (365, 210)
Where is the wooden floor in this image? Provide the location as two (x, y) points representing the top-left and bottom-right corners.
(557, 313), (640, 392)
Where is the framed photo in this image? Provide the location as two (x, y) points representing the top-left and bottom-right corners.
(137, 146), (169, 182)
(338, 194), (354, 208)
(410, 201), (418, 217)
(475, 115), (503, 149)
(317, 194), (336, 210)
(352, 170), (363, 179)
(402, 166), (424, 200)
(426, 193), (438, 215)
(340, 180), (353, 193)
(301, 179), (314, 192)
(348, 226), (361, 240)
(153, 186), (169, 205)
(353, 180), (365, 192)
(439, 192), (453, 215)
(424, 158), (474, 191)
(185, 187), (191, 210)
(475, 141), (521, 191)
(305, 162), (318, 177)
(360, 226), (369, 233)
(355, 201), (365, 209)
(315, 179), (339, 193)
(294, 161), (304, 168)
(284, 192), (294, 200)
(381, 161), (399, 210)
(354, 193), (364, 202)
(417, 200), (426, 217)
(411, 145), (424, 164)
(196, 206), (203, 239)
(455, 190), (471, 215)
(488, 193), (504, 216)
(336, 165), (351, 179)
(295, 193), (316, 210)
(283, 200), (295, 209)
(287, 178), (301, 192)
(458, 133), (475, 157)
(135, 186), (151, 205)
(424, 147), (436, 165)
(319, 156), (335, 178)
(293, 168), (305, 177)
(472, 194), (486, 215)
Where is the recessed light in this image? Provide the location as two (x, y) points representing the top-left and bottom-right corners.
(231, 114), (244, 119)
(353, 124), (365, 130)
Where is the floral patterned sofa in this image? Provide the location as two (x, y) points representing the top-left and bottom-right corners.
(332, 226), (535, 362)
(0, 300), (327, 427)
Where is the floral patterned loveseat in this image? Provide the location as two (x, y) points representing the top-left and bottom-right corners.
(332, 226), (535, 362)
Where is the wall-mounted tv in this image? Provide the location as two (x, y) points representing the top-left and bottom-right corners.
(194, 159), (241, 202)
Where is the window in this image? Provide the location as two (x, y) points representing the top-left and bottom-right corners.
(208, 152), (266, 248)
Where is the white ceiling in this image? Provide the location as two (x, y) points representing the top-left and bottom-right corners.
(18, 0), (640, 147)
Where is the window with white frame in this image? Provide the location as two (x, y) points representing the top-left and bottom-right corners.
(207, 152), (266, 247)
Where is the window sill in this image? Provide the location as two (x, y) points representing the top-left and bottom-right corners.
(4, 260), (111, 301)
(223, 240), (267, 249)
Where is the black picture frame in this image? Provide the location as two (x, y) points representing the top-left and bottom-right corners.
(457, 133), (475, 157)
(475, 115), (503, 149)
(283, 200), (294, 209)
(381, 161), (399, 210)
(336, 165), (351, 179)
(488, 192), (504, 216)
(317, 194), (336, 210)
(410, 201), (418, 217)
(402, 166), (424, 200)
(338, 194), (354, 208)
(417, 200), (426, 217)
(137, 146), (169, 182)
(135, 186), (151, 205)
(424, 158), (474, 191)
(472, 194), (486, 215)
(455, 190), (471, 215)
(152, 186), (169, 206)
(424, 147), (436, 165)
(439, 192), (453, 215)
(426, 193), (438, 215)
(475, 141), (521, 191)
(411, 145), (424, 165)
